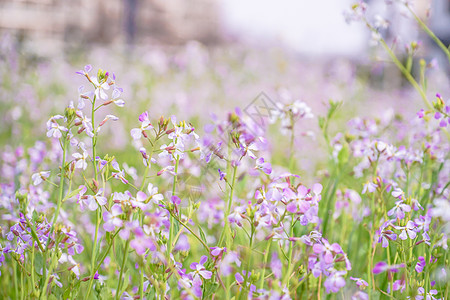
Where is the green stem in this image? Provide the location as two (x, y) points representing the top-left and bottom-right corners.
(283, 221), (295, 288)
(41, 132), (68, 295)
(31, 242), (35, 294)
(374, 27), (433, 110)
(40, 238), (61, 300)
(13, 263), (18, 299)
(169, 212), (210, 252)
(116, 239), (130, 300)
(23, 215), (45, 253)
(167, 155), (180, 256)
(406, 5), (450, 64)
(92, 96), (98, 181)
(85, 209), (101, 300)
(218, 165), (238, 247)
(259, 239), (272, 290)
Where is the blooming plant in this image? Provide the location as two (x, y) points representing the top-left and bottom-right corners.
(0, 2), (449, 299)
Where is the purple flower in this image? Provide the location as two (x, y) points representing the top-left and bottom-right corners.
(171, 195), (181, 206)
(415, 256), (426, 273)
(190, 255), (212, 280)
(130, 227), (155, 255)
(324, 271), (347, 293)
(46, 115), (68, 139)
(85, 189), (107, 211)
(397, 221), (417, 240)
(31, 171), (50, 186)
(387, 200), (411, 220)
(270, 253), (282, 279)
(416, 287), (439, 300)
(234, 270), (256, 295)
(174, 234), (190, 252)
(76, 64), (92, 75)
(416, 109), (425, 118)
(373, 261), (405, 274)
(218, 169), (226, 181)
(131, 111), (153, 140)
(91, 76), (110, 100)
(111, 161), (128, 184)
(313, 239), (343, 264)
(377, 221), (397, 248)
(72, 150), (89, 170)
(111, 88), (125, 107)
(350, 277), (368, 288)
(362, 182), (377, 194)
(103, 204), (123, 232)
(210, 246), (226, 258)
(255, 157), (272, 175)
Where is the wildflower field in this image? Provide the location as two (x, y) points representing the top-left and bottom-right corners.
(0, 2), (449, 299)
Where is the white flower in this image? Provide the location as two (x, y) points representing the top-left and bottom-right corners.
(31, 171), (51, 185)
(92, 77), (110, 100)
(72, 150), (89, 170)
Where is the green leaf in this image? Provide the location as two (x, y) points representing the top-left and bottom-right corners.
(198, 226), (208, 245)
(62, 187), (84, 203)
(337, 143), (349, 166)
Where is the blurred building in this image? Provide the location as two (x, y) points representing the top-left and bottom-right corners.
(0, 0), (222, 54)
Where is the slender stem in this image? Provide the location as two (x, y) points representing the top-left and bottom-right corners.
(259, 239), (272, 290)
(85, 209), (101, 300)
(406, 5), (450, 64)
(23, 215), (45, 253)
(139, 141), (155, 191)
(169, 212), (210, 252)
(13, 263), (18, 299)
(115, 239), (130, 300)
(41, 132), (68, 296)
(218, 165), (237, 247)
(31, 242), (35, 294)
(283, 220), (295, 288)
(367, 231), (373, 299)
(139, 269), (144, 300)
(167, 155), (180, 256)
(94, 230), (121, 272)
(92, 95), (98, 181)
(40, 238), (60, 300)
(288, 114), (295, 172)
(373, 26), (433, 110)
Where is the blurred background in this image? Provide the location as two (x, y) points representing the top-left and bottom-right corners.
(0, 0), (449, 172)
(0, 0), (448, 56)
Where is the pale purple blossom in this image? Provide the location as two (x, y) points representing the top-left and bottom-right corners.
(388, 200), (411, 220)
(190, 255), (212, 280)
(103, 204), (123, 232)
(85, 189), (107, 211)
(324, 271), (347, 293)
(31, 171), (50, 186)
